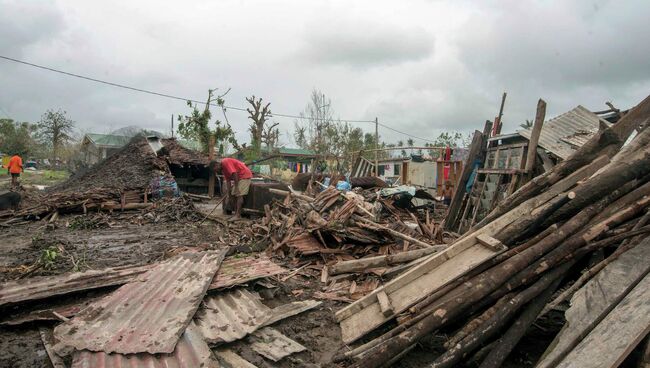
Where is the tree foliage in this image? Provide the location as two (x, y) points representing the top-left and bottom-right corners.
(37, 109), (75, 159)
(0, 119), (39, 156)
(177, 89), (239, 155)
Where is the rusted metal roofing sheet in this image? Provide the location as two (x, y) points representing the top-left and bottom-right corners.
(0, 264), (151, 308)
(71, 322), (219, 368)
(517, 105), (604, 160)
(285, 233), (324, 255)
(0, 254), (284, 311)
(248, 327), (306, 361)
(210, 254), (286, 289)
(195, 289), (272, 344)
(54, 250), (227, 354)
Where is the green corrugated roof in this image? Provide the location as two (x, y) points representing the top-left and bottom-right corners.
(85, 133), (131, 147)
(178, 139), (202, 150)
(260, 146), (315, 156)
(278, 147), (315, 155)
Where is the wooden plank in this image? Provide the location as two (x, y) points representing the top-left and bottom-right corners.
(264, 300), (322, 326)
(248, 327), (306, 362)
(445, 130), (484, 231)
(214, 348), (259, 368)
(337, 240), (506, 344)
(39, 328), (66, 368)
(335, 234), (478, 322)
(537, 148), (554, 172)
(376, 291), (393, 317)
(525, 99), (546, 172)
(555, 272), (650, 368)
(476, 234), (504, 252)
(477, 168), (523, 175)
(537, 236), (650, 368)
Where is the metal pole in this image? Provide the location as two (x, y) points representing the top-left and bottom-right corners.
(374, 117), (379, 176)
(171, 114), (174, 138)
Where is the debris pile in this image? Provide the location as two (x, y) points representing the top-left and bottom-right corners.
(333, 95), (650, 367)
(1, 136), (210, 223)
(238, 186), (450, 302)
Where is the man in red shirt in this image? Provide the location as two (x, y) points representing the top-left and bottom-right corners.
(213, 158), (253, 219)
(7, 153), (23, 189)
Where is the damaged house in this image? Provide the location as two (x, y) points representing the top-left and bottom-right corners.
(446, 104), (623, 233)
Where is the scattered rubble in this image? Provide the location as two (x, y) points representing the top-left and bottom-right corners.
(2, 96), (650, 368)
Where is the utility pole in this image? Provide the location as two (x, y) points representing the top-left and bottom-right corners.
(171, 114), (174, 138)
(208, 135), (216, 198)
(374, 117), (379, 176)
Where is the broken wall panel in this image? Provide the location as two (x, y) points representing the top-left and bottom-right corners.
(54, 250), (227, 354)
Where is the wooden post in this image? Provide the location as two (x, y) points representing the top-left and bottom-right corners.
(445, 130), (484, 231)
(374, 117), (379, 177)
(525, 99), (546, 173)
(208, 135), (216, 198)
(493, 92), (507, 136)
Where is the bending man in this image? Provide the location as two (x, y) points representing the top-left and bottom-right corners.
(213, 158), (252, 219)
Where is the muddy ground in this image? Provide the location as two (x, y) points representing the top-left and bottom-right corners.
(1, 202), (569, 368)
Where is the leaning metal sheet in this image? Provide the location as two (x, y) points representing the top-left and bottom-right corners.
(54, 250), (227, 354)
(195, 289), (272, 344)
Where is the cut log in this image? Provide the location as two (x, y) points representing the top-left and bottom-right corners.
(353, 215), (440, 249)
(328, 247), (443, 275)
(427, 264), (568, 368)
(478, 267), (560, 368)
(351, 186), (624, 367)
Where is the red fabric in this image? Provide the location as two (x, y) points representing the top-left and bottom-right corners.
(443, 164), (450, 180)
(445, 146), (451, 161)
(220, 158), (252, 181)
(8, 155), (22, 174)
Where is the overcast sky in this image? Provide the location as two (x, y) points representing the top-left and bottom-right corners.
(1, 0), (649, 147)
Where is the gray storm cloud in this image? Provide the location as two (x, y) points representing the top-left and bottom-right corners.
(0, 0), (648, 145)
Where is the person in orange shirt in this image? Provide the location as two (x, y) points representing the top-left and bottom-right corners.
(7, 153), (23, 189)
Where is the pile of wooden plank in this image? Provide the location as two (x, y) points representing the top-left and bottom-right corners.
(332, 94), (650, 367)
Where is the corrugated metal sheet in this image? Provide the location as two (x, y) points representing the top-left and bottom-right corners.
(285, 233), (324, 255)
(517, 105), (604, 159)
(0, 265), (151, 308)
(54, 250), (227, 354)
(195, 289), (272, 344)
(71, 322), (219, 368)
(210, 254), (286, 289)
(1, 255), (286, 326)
(248, 327), (306, 361)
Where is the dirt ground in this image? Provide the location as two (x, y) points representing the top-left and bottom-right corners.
(0, 196), (568, 368)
